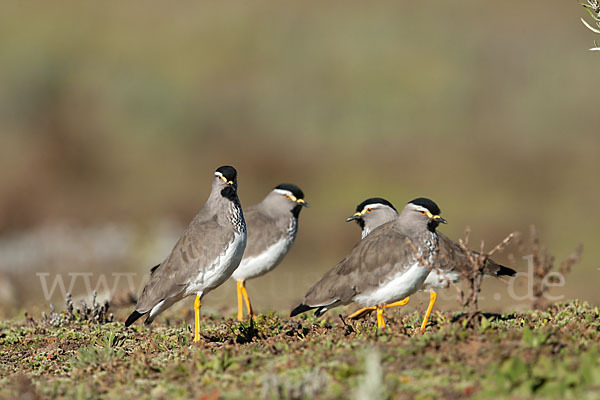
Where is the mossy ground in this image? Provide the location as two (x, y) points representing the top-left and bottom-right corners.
(1, 301), (599, 399)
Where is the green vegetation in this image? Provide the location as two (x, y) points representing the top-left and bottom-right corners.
(1, 301), (599, 399)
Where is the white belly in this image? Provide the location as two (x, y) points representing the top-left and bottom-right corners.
(354, 262), (431, 307)
(185, 231), (247, 298)
(422, 269), (460, 290)
(232, 238), (292, 281)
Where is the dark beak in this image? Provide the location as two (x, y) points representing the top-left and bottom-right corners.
(346, 214), (361, 222)
(436, 217), (448, 224)
(298, 199), (310, 208)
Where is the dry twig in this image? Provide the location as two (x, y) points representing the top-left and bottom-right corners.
(455, 229), (516, 312)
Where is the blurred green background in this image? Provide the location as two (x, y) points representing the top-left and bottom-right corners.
(0, 1), (598, 319)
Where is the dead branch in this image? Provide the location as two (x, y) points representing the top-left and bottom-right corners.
(456, 229), (516, 312)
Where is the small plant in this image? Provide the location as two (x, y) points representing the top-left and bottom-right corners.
(41, 291), (114, 327)
(71, 330), (125, 370)
(580, 0), (600, 50)
(231, 319), (260, 344)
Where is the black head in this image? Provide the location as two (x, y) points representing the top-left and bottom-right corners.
(347, 197), (398, 234)
(408, 197), (441, 216)
(215, 166), (237, 183)
(214, 165), (238, 201)
(274, 184), (304, 200)
(406, 197), (446, 231)
(273, 183), (308, 218)
(355, 197), (397, 213)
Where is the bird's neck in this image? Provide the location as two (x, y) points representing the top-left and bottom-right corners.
(425, 231), (440, 265)
(228, 200), (246, 235)
(427, 220), (440, 232)
(361, 227), (369, 239)
(291, 204), (302, 219)
(393, 219), (438, 247)
(208, 189), (245, 234)
(286, 215), (298, 241)
(259, 203), (299, 240)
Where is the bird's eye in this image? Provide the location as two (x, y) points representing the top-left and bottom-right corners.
(419, 210), (426, 215)
(283, 194), (290, 199)
(366, 208), (373, 213)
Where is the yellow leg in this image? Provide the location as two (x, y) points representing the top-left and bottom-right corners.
(240, 282), (255, 318)
(194, 295), (202, 343)
(376, 306), (386, 328)
(420, 291), (437, 333)
(348, 306), (376, 320)
(384, 297), (410, 308)
(348, 297), (409, 320)
(236, 281), (244, 321)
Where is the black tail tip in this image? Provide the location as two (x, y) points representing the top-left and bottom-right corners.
(290, 303), (314, 317)
(497, 265), (517, 277)
(125, 310), (145, 327)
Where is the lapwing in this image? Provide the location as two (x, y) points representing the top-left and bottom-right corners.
(347, 198), (399, 240)
(290, 198), (446, 328)
(232, 184), (308, 321)
(346, 197), (516, 332)
(125, 166), (247, 343)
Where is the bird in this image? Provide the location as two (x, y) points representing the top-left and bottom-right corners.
(345, 197), (516, 332)
(231, 184), (309, 321)
(125, 165), (247, 343)
(290, 197), (447, 328)
(347, 198), (399, 240)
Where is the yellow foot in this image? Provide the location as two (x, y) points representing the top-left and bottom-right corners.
(194, 295), (202, 343)
(348, 297), (409, 322)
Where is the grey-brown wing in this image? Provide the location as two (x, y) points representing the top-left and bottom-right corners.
(303, 225), (416, 306)
(135, 213), (234, 313)
(437, 233), (467, 273)
(242, 207), (285, 259)
(438, 233), (512, 276)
